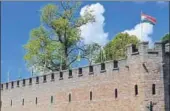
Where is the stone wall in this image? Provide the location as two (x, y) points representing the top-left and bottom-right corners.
(1, 42), (169, 111)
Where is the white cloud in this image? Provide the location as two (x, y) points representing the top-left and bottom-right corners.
(80, 3), (109, 46)
(123, 23), (154, 47)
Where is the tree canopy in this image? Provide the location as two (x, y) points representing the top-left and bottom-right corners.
(161, 33), (169, 42)
(24, 2), (141, 75)
(24, 2), (96, 74)
(95, 33), (140, 63)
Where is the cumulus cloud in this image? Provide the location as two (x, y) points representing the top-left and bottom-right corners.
(123, 23), (154, 47)
(80, 3), (109, 46)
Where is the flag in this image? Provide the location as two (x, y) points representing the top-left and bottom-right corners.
(77, 51), (81, 62)
(141, 13), (156, 25)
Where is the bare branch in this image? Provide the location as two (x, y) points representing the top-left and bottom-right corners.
(61, 1), (67, 11)
(68, 48), (76, 55)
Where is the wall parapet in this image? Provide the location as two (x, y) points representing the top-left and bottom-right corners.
(127, 41), (169, 57)
(1, 58), (127, 91)
(1, 59), (126, 91)
(1, 41), (168, 91)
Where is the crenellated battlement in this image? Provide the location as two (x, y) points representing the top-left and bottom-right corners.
(1, 41), (169, 91)
(127, 40), (169, 57)
(1, 58), (127, 91)
(1, 41), (170, 111)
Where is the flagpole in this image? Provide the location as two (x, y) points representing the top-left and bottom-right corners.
(141, 10), (143, 41)
(44, 55), (46, 74)
(101, 46), (103, 63)
(100, 46), (102, 63)
(90, 45), (92, 65)
(31, 67), (34, 77)
(78, 50), (80, 67)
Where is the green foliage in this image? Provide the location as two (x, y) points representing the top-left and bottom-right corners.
(161, 33), (170, 42)
(24, 26), (60, 71)
(24, 2), (95, 74)
(82, 43), (101, 65)
(95, 33), (140, 63)
(41, 4), (58, 25)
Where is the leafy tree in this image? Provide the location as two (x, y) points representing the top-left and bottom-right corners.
(161, 33), (169, 42)
(82, 43), (101, 65)
(24, 2), (95, 74)
(95, 33), (140, 63)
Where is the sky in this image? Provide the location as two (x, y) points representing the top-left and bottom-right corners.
(1, 1), (169, 83)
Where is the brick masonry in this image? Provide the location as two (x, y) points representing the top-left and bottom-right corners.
(1, 41), (170, 111)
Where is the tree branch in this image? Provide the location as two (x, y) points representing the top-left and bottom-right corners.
(67, 47), (85, 55)
(61, 1), (67, 12)
(68, 57), (77, 67)
(61, 1), (72, 20)
(73, 19), (88, 28)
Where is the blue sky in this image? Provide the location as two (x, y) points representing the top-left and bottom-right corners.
(1, 1), (169, 83)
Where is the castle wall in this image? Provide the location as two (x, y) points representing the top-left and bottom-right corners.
(1, 42), (169, 111)
(163, 43), (170, 111)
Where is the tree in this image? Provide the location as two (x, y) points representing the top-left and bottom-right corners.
(95, 33), (140, 63)
(161, 33), (169, 42)
(82, 43), (101, 65)
(24, 2), (95, 74)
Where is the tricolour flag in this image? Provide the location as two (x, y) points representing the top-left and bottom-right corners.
(141, 13), (156, 25)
